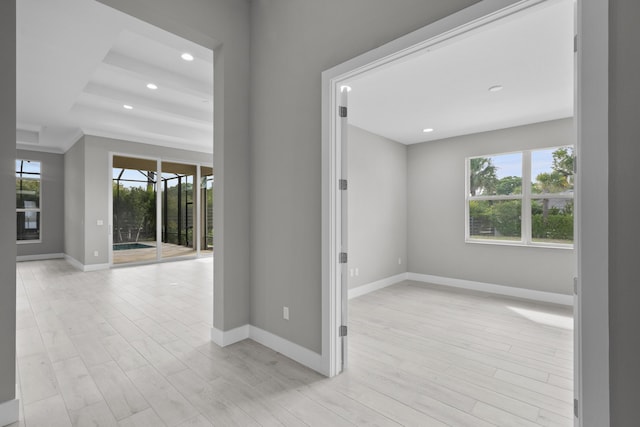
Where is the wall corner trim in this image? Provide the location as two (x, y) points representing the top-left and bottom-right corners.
(348, 273), (409, 299)
(407, 273), (573, 306)
(64, 254), (84, 271)
(210, 325), (250, 347)
(0, 399), (19, 427)
(17, 253), (64, 262)
(211, 325), (324, 375)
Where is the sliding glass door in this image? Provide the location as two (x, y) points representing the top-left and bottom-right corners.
(201, 167), (213, 252)
(161, 162), (196, 259)
(112, 156), (158, 264)
(111, 155), (212, 265)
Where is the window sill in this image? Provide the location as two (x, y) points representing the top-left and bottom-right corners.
(17, 240), (41, 245)
(465, 238), (574, 250)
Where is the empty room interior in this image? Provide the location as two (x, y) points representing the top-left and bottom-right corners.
(2, 0), (632, 426)
(343, 0), (576, 424)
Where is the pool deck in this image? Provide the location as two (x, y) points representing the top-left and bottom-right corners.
(112, 242), (211, 264)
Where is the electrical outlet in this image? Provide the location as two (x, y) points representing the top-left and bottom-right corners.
(283, 306), (289, 320)
(93, 250), (99, 257)
(355, 268), (359, 276)
(96, 219), (104, 226)
(398, 257), (402, 265)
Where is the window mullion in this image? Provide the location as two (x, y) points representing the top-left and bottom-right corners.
(522, 150), (532, 244)
(465, 157), (470, 241)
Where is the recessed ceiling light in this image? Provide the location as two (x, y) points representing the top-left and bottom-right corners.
(181, 53), (194, 61)
(340, 85), (352, 93)
(422, 128), (434, 133)
(146, 83), (158, 90)
(488, 85), (503, 92)
(123, 104), (133, 110)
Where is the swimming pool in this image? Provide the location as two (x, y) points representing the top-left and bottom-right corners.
(113, 243), (154, 251)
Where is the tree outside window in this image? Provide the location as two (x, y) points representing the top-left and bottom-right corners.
(467, 146), (574, 247)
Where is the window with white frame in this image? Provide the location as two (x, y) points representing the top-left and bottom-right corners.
(467, 146), (574, 247)
(16, 160), (41, 242)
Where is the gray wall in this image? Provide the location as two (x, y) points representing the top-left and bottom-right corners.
(0, 0), (15, 409)
(80, 135), (213, 266)
(348, 126), (407, 289)
(3, 1), (634, 424)
(250, 0), (480, 353)
(64, 137), (86, 264)
(17, 150), (64, 258)
(98, 0), (251, 331)
(408, 119), (575, 294)
(609, 0), (640, 424)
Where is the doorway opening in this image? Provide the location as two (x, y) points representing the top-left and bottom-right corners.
(321, 0), (610, 424)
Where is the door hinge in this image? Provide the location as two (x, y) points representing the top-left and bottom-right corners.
(339, 252), (348, 264)
(573, 277), (578, 295)
(574, 34), (578, 53)
(574, 398), (579, 418)
(339, 179), (348, 190)
(339, 106), (347, 118)
(339, 325), (348, 337)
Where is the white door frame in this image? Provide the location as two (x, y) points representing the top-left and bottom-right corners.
(321, 0), (609, 425)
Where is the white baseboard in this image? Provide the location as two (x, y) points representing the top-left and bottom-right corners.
(83, 263), (110, 272)
(0, 399), (19, 427)
(17, 252), (64, 262)
(210, 325), (250, 347)
(348, 272), (409, 299)
(64, 255), (109, 272)
(407, 273), (573, 306)
(249, 326), (324, 374)
(211, 325), (324, 375)
(64, 254), (84, 271)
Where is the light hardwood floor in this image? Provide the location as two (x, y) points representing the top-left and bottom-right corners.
(12, 259), (573, 426)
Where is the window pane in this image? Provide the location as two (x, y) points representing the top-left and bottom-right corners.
(532, 146), (574, 194)
(17, 211), (40, 241)
(469, 200), (521, 241)
(469, 153), (522, 196)
(113, 170), (157, 246)
(532, 198), (574, 244)
(161, 163), (195, 259)
(201, 172), (214, 251)
(16, 178), (40, 209)
(16, 160), (41, 176)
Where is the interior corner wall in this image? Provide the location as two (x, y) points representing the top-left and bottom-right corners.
(407, 118), (575, 295)
(64, 137), (86, 265)
(17, 149), (65, 258)
(82, 135), (213, 267)
(250, 0), (481, 353)
(609, 0), (640, 424)
(94, 0), (251, 331)
(0, 0), (16, 411)
(348, 125), (407, 289)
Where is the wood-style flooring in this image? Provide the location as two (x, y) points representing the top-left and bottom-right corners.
(12, 259), (573, 426)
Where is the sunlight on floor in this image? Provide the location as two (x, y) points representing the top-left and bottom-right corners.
(507, 306), (574, 330)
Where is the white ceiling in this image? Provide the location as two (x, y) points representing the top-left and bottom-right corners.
(347, 0), (575, 145)
(17, 0), (213, 154)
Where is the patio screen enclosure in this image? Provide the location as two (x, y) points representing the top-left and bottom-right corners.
(112, 155), (213, 264)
